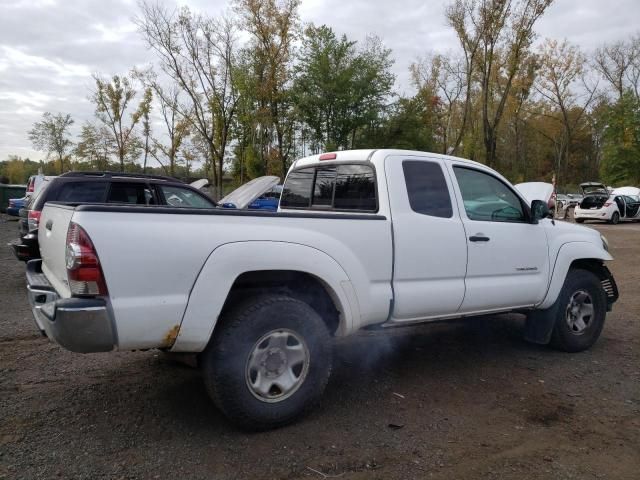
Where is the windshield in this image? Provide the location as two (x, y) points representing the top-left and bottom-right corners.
(582, 185), (607, 195)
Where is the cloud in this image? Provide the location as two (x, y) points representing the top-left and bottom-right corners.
(0, 0), (639, 161)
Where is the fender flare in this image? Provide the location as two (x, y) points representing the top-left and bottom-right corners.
(537, 241), (613, 310)
(170, 241), (359, 352)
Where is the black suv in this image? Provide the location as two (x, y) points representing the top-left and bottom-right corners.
(11, 171), (216, 261)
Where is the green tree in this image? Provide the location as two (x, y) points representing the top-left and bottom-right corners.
(74, 123), (115, 170)
(140, 87), (153, 173)
(294, 25), (394, 151)
(235, 0), (301, 178)
(91, 74), (152, 171)
(358, 96), (435, 150)
(28, 112), (74, 173)
(601, 91), (640, 184)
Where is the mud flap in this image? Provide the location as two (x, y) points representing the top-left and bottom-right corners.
(524, 303), (560, 345)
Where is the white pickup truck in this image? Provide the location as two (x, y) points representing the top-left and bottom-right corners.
(27, 149), (618, 429)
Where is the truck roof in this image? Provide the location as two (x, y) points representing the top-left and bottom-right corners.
(291, 149), (486, 171)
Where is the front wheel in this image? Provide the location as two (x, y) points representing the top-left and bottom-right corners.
(575, 218), (584, 223)
(609, 211), (620, 224)
(201, 295), (332, 430)
(550, 269), (607, 352)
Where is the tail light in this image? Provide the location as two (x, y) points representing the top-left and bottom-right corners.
(27, 177), (35, 193)
(65, 222), (108, 296)
(604, 202), (612, 207)
(27, 210), (41, 231)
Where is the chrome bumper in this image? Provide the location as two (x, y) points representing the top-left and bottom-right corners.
(26, 260), (116, 353)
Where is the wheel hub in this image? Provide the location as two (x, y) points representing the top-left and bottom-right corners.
(565, 289), (594, 335)
(262, 348), (287, 377)
(245, 329), (310, 403)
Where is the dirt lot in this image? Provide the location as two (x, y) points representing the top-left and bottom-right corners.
(1, 213), (638, 480)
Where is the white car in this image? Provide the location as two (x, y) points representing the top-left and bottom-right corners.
(574, 183), (640, 224)
(29, 149), (618, 429)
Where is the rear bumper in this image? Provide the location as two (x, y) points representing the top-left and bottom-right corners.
(26, 259), (116, 353)
(9, 233), (39, 261)
(574, 208), (609, 220)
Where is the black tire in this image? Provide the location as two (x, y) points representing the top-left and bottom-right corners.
(550, 269), (607, 353)
(575, 218), (584, 223)
(609, 212), (620, 224)
(201, 295), (332, 430)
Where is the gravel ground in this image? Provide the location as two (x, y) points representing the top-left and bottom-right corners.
(1, 213), (638, 480)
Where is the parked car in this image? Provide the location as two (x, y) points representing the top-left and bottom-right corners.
(611, 186), (640, 197)
(574, 182), (640, 224)
(248, 185), (283, 211)
(6, 197), (26, 216)
(27, 150), (617, 430)
(10, 171), (216, 261)
(557, 193), (582, 209)
(25, 174), (55, 200)
(219, 176), (280, 209)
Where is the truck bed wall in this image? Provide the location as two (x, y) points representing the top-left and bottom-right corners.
(69, 206), (393, 351)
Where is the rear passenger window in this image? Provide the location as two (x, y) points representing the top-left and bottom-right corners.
(280, 168), (314, 207)
(312, 168), (336, 206)
(334, 165), (377, 211)
(107, 183), (154, 205)
(281, 164), (377, 212)
(403, 161), (452, 218)
(56, 182), (108, 203)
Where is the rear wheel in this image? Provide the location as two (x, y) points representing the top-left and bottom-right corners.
(609, 211), (620, 224)
(575, 218), (584, 223)
(201, 295), (332, 430)
(550, 269), (607, 352)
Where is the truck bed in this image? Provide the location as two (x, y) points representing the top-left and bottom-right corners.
(38, 203), (394, 350)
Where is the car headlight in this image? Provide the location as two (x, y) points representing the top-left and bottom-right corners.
(601, 234), (609, 252)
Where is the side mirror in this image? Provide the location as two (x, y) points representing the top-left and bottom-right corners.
(531, 199), (550, 223)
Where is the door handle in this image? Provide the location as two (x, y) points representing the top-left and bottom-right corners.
(45, 219), (53, 231)
(469, 235), (490, 242)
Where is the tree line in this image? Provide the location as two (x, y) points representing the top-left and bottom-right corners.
(3, 0), (640, 196)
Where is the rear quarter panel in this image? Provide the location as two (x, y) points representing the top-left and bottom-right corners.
(72, 210), (393, 351)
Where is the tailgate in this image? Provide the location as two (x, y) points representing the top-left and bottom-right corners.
(39, 203), (75, 298)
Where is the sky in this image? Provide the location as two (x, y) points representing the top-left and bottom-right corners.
(0, 0), (639, 161)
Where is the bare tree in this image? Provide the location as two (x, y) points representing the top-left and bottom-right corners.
(535, 39), (597, 187)
(411, 54), (466, 154)
(593, 35), (640, 100)
(447, 0), (553, 167)
(136, 2), (240, 197)
(445, 0), (484, 155)
(28, 112), (74, 173)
